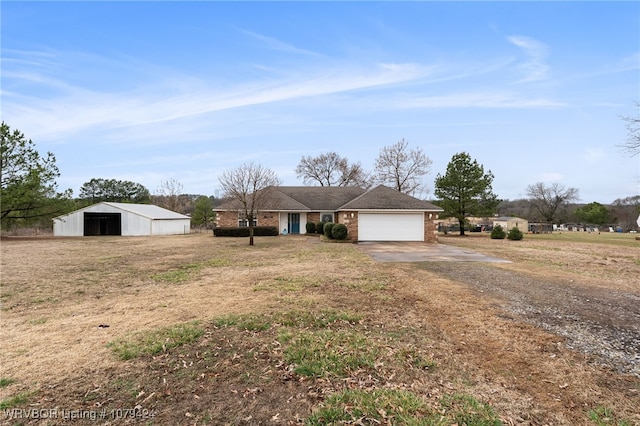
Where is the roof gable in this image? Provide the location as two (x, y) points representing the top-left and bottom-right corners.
(104, 202), (190, 219)
(55, 202), (189, 220)
(339, 185), (443, 211)
(277, 186), (366, 210)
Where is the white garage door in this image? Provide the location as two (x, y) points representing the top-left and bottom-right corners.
(358, 213), (424, 241)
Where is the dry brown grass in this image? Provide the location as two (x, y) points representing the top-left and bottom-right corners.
(440, 232), (640, 293)
(0, 233), (638, 425)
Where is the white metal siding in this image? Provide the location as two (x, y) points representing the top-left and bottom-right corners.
(358, 213), (424, 241)
(121, 211), (152, 236)
(53, 213), (83, 236)
(151, 219), (191, 235)
(53, 203), (191, 236)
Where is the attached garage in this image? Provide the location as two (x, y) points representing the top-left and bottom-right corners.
(338, 185), (443, 243)
(53, 202), (191, 237)
(358, 212), (425, 241)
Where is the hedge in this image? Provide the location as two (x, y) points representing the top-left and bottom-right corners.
(323, 222), (335, 238)
(213, 226), (279, 237)
(305, 222), (317, 234)
(331, 223), (348, 240)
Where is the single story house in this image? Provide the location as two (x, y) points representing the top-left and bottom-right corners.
(493, 216), (528, 232)
(53, 202), (191, 236)
(214, 185), (443, 242)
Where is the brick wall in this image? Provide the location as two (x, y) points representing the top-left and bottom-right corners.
(216, 211), (238, 227)
(307, 212), (320, 224)
(336, 211), (358, 241)
(215, 210), (279, 228)
(424, 213), (439, 243)
(257, 211), (279, 228)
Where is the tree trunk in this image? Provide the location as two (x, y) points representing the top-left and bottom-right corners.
(459, 218), (466, 236)
(249, 225), (254, 246)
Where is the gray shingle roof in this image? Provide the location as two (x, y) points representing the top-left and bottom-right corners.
(277, 186), (366, 210)
(339, 185), (442, 211)
(215, 185), (442, 212)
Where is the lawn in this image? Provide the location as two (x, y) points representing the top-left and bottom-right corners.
(0, 233), (638, 425)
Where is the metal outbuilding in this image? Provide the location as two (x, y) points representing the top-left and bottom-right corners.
(53, 202), (191, 237)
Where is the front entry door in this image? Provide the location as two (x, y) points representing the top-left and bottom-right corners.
(288, 213), (300, 234)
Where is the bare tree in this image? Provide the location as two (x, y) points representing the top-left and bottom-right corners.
(218, 162), (281, 245)
(373, 139), (432, 196)
(155, 178), (184, 212)
(619, 101), (640, 157)
(526, 182), (579, 223)
(611, 195), (640, 232)
(295, 152), (369, 187)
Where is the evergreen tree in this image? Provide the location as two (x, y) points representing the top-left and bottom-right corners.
(1, 122), (72, 229)
(191, 196), (215, 228)
(434, 152), (498, 236)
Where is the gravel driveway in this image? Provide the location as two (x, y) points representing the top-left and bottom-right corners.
(418, 262), (640, 377)
(358, 242), (640, 378)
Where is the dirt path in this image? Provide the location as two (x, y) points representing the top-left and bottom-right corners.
(416, 262), (640, 377)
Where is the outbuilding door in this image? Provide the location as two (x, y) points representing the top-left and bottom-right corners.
(358, 213), (424, 241)
(84, 212), (122, 236)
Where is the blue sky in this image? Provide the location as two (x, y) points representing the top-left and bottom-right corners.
(2, 1), (638, 203)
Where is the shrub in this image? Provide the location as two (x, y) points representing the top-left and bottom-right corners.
(507, 226), (524, 240)
(332, 223), (348, 240)
(490, 224), (506, 239)
(323, 222), (335, 239)
(213, 226), (278, 237)
(316, 222), (325, 234)
(305, 222), (317, 234)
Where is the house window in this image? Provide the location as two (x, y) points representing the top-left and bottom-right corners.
(238, 212), (257, 227)
(320, 212), (334, 222)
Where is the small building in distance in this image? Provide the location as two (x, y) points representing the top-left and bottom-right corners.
(493, 216), (528, 233)
(53, 202), (191, 237)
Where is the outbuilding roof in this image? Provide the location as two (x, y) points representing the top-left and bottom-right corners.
(54, 202), (189, 220)
(493, 216), (527, 222)
(103, 202), (190, 220)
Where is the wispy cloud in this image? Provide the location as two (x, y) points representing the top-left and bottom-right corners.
(2, 46), (564, 152)
(615, 52), (640, 72)
(394, 91), (565, 109)
(507, 35), (550, 83)
(237, 28), (322, 57)
(2, 51), (436, 142)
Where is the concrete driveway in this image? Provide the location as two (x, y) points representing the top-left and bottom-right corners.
(357, 241), (511, 263)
